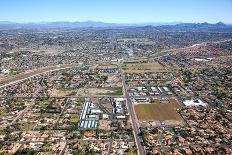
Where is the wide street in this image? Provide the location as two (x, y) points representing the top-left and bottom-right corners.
(120, 64), (145, 155)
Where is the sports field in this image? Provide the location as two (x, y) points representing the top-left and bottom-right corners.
(134, 99), (182, 121)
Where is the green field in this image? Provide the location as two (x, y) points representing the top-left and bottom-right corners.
(123, 62), (167, 73)
(135, 99), (182, 121)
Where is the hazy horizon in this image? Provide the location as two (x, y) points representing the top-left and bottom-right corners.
(0, 20), (230, 25)
(0, 0), (232, 24)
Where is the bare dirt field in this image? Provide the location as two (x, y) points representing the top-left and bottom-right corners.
(50, 89), (76, 96)
(50, 87), (123, 97)
(135, 99), (182, 121)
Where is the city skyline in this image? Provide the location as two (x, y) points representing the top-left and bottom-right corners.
(0, 0), (232, 24)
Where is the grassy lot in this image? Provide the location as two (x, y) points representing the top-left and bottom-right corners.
(123, 62), (167, 73)
(70, 115), (79, 124)
(110, 87), (123, 95)
(73, 98), (85, 105)
(98, 87), (123, 96)
(19, 123), (36, 131)
(135, 99), (182, 121)
(126, 150), (137, 155)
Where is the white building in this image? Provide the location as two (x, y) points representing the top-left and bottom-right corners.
(183, 99), (207, 107)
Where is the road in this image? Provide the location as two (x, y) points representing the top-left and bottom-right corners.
(151, 38), (232, 59)
(0, 64), (76, 89)
(59, 142), (67, 155)
(107, 138), (113, 155)
(9, 85), (42, 126)
(120, 65), (145, 155)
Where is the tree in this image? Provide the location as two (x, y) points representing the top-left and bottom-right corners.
(15, 148), (37, 155)
(152, 128), (158, 134)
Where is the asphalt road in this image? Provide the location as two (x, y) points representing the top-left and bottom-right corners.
(0, 64), (76, 89)
(9, 86), (42, 126)
(120, 65), (145, 155)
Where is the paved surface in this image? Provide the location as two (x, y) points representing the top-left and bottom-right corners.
(107, 138), (113, 155)
(0, 64), (76, 89)
(120, 65), (145, 155)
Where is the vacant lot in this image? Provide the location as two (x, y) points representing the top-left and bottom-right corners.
(50, 89), (77, 96)
(50, 87), (123, 97)
(135, 99), (182, 121)
(123, 62), (167, 73)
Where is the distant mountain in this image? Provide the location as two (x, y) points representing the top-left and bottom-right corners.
(0, 21), (17, 24)
(34, 21), (122, 28)
(0, 21), (183, 29)
(175, 22), (228, 28)
(0, 21), (231, 30)
(0, 21), (119, 29)
(149, 22), (232, 32)
(215, 22), (226, 26)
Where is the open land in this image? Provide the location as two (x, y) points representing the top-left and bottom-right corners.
(123, 62), (167, 73)
(135, 99), (182, 121)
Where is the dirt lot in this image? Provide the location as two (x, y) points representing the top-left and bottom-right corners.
(123, 62), (167, 73)
(50, 89), (76, 96)
(50, 87), (123, 97)
(135, 99), (182, 121)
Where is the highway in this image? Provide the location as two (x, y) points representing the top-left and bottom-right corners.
(150, 38), (232, 59)
(0, 64), (76, 89)
(120, 65), (145, 155)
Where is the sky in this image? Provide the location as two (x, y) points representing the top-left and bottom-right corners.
(0, 0), (232, 24)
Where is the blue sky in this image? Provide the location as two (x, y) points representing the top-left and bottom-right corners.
(0, 0), (232, 23)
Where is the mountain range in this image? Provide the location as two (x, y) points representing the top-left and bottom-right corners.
(0, 21), (231, 29)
